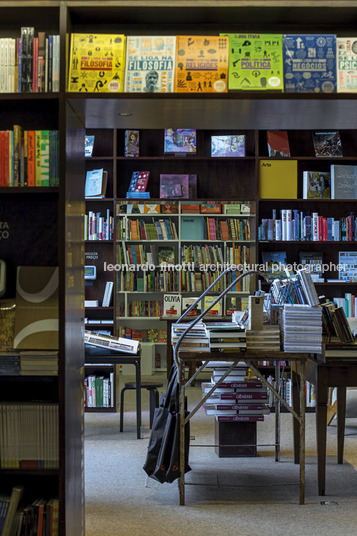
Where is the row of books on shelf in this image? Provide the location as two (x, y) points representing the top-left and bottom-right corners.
(0, 127), (59, 187)
(117, 201), (252, 215)
(84, 211), (114, 241)
(266, 376), (316, 408)
(259, 210), (357, 241)
(68, 33), (357, 94)
(117, 270), (179, 293)
(124, 217), (178, 241)
(0, 486), (59, 536)
(117, 327), (167, 343)
(84, 373), (114, 408)
(0, 28), (60, 93)
(0, 402), (58, 469)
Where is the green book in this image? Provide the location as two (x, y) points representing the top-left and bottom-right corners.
(222, 33), (284, 91)
(40, 130), (50, 186)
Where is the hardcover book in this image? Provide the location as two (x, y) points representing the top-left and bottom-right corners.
(163, 294), (182, 316)
(303, 171), (331, 199)
(68, 33), (126, 92)
(223, 33), (284, 91)
(261, 251), (287, 273)
(159, 174), (189, 199)
(164, 129), (196, 154)
(182, 297), (202, 316)
(338, 251), (357, 281)
(174, 35), (229, 93)
(211, 135), (245, 157)
(283, 34), (337, 93)
(337, 37), (357, 92)
(124, 36), (176, 92)
(259, 160), (298, 198)
(203, 296), (223, 316)
(331, 165), (357, 199)
(85, 169), (107, 198)
(124, 130), (139, 157)
(312, 131), (343, 157)
(157, 246), (175, 265)
(266, 130), (290, 157)
(128, 171), (150, 192)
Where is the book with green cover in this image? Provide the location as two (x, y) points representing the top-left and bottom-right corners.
(222, 33), (283, 91)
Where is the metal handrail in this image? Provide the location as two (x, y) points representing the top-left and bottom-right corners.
(173, 268), (271, 368)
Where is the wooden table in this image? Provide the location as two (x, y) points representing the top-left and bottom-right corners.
(85, 345), (142, 439)
(177, 350), (309, 506)
(292, 343), (357, 496)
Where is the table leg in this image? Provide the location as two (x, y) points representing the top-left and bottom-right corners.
(135, 361), (141, 440)
(337, 387), (347, 465)
(179, 359), (185, 506)
(316, 368), (328, 496)
(291, 365), (300, 464)
(275, 360), (280, 462)
(299, 359), (306, 505)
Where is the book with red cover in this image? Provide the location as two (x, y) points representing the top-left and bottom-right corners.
(216, 415), (264, 422)
(128, 171), (150, 192)
(267, 130), (290, 157)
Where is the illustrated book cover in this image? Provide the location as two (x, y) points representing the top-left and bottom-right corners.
(68, 33), (126, 92)
(266, 130), (290, 157)
(331, 165), (357, 199)
(283, 34), (337, 93)
(174, 35), (229, 93)
(128, 171), (150, 192)
(124, 36), (176, 92)
(223, 33), (283, 91)
(85, 135), (95, 157)
(164, 128), (196, 153)
(312, 131), (343, 157)
(124, 130), (139, 157)
(163, 294), (182, 316)
(211, 135), (245, 157)
(338, 251), (357, 281)
(303, 171), (331, 199)
(159, 174), (190, 199)
(85, 169), (107, 198)
(337, 37), (357, 92)
(158, 247), (175, 265)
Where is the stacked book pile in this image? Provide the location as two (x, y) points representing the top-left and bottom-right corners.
(20, 351), (58, 376)
(171, 321), (209, 353)
(246, 325), (281, 352)
(202, 361), (270, 422)
(204, 322), (246, 353)
(282, 304), (322, 353)
(0, 353), (20, 375)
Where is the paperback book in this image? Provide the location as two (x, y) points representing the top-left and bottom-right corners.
(124, 35), (176, 92)
(159, 174), (190, 199)
(211, 135), (245, 157)
(157, 246), (175, 265)
(283, 34), (337, 93)
(266, 130), (290, 157)
(174, 35), (229, 93)
(336, 37), (357, 92)
(68, 33), (126, 92)
(164, 129), (196, 154)
(163, 294), (182, 316)
(303, 171), (331, 199)
(331, 165), (357, 199)
(128, 171), (150, 192)
(312, 131), (343, 157)
(124, 130), (139, 157)
(223, 33), (284, 91)
(85, 135), (95, 157)
(85, 169), (107, 198)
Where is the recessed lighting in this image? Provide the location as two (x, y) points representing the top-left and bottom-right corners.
(118, 112), (132, 117)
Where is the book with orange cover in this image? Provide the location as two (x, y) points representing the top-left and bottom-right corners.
(174, 35), (229, 93)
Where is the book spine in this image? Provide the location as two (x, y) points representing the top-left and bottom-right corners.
(35, 130), (42, 186)
(217, 415), (264, 422)
(40, 130), (50, 186)
(27, 130), (35, 186)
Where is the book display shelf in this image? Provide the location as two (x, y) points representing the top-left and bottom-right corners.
(2, 0), (357, 530)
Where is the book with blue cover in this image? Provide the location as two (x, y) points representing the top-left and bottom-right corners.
(283, 34), (337, 93)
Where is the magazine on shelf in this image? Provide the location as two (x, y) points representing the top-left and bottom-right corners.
(84, 330), (139, 354)
(266, 130), (290, 157)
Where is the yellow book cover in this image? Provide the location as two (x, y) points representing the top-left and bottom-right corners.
(35, 131), (42, 186)
(68, 33), (126, 92)
(174, 35), (229, 93)
(259, 160), (298, 199)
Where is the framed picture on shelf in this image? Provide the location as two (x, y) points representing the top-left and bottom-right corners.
(164, 129), (196, 154)
(211, 135), (245, 157)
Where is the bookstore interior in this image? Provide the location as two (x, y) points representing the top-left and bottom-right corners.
(2, 1), (357, 534)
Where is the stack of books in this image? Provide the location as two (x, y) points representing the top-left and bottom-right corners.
(19, 351), (58, 375)
(246, 325), (281, 352)
(202, 361), (270, 422)
(171, 321), (209, 353)
(282, 304), (322, 353)
(203, 322), (246, 353)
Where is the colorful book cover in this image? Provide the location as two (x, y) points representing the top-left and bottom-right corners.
(203, 295), (222, 316)
(158, 247), (175, 265)
(164, 129), (196, 153)
(124, 130), (139, 157)
(266, 130), (290, 157)
(163, 294), (181, 316)
(35, 130), (41, 186)
(211, 135), (245, 157)
(182, 297), (201, 316)
(128, 171), (150, 192)
(283, 34), (337, 93)
(159, 174), (189, 199)
(68, 33), (126, 92)
(174, 35), (229, 93)
(337, 37), (357, 92)
(303, 171), (331, 199)
(223, 33), (283, 91)
(124, 36), (176, 92)
(40, 130), (50, 186)
(312, 131), (343, 157)
(85, 135), (95, 157)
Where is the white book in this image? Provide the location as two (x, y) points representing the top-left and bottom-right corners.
(286, 209), (292, 241)
(312, 212), (319, 241)
(102, 281), (114, 307)
(84, 330), (139, 355)
(336, 37), (357, 93)
(280, 209), (287, 241)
